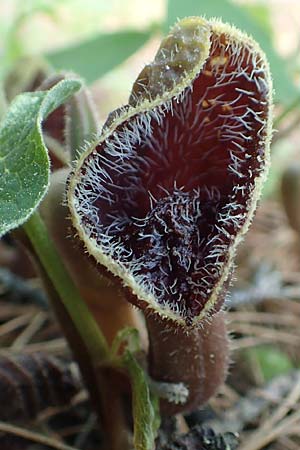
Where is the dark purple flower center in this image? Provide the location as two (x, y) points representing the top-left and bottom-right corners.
(73, 32), (270, 323)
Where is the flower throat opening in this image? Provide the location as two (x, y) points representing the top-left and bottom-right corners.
(73, 30), (270, 324)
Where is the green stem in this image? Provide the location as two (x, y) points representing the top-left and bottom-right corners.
(23, 211), (109, 362)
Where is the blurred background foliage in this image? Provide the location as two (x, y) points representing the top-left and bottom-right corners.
(1, 0), (299, 101)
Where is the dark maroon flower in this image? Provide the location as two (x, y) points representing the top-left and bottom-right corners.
(68, 17), (272, 327)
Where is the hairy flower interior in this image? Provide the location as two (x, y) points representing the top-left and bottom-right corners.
(71, 23), (271, 325)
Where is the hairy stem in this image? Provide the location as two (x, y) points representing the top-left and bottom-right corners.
(24, 178), (141, 450)
(23, 211), (109, 363)
(146, 311), (229, 414)
(23, 214), (131, 450)
(22, 234), (130, 450)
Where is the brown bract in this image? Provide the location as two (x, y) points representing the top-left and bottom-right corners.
(68, 17), (272, 327)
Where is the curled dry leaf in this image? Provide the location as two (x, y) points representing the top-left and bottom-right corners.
(68, 17), (272, 327)
(0, 353), (80, 422)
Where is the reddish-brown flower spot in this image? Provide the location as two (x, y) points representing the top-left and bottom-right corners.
(69, 19), (272, 326)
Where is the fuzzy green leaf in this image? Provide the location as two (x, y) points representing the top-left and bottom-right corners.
(166, 0), (297, 104)
(46, 29), (153, 83)
(123, 351), (160, 450)
(0, 79), (82, 237)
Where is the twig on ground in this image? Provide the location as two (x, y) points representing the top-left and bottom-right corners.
(11, 310), (47, 350)
(0, 420), (81, 450)
(238, 375), (300, 450)
(202, 371), (300, 435)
